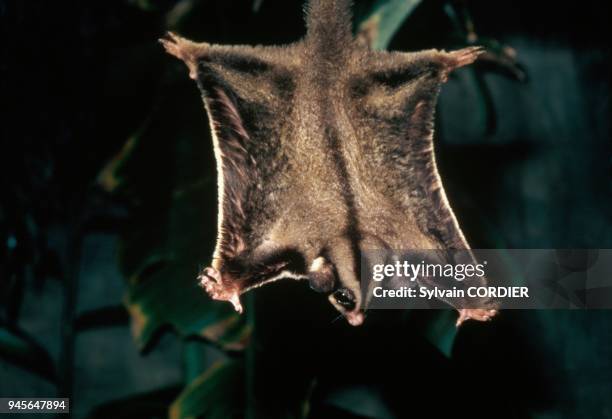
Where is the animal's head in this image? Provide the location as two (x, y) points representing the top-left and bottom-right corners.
(161, 0), (487, 325)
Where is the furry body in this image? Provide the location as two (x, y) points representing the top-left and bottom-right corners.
(161, 0), (497, 326)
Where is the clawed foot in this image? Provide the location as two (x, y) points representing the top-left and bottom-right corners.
(456, 308), (498, 327)
(159, 32), (199, 79)
(198, 267), (243, 313)
(448, 46), (485, 68)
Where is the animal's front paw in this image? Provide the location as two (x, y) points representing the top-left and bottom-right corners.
(456, 308), (498, 327)
(198, 267), (243, 313)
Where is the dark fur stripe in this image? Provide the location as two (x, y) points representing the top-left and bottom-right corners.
(320, 107), (363, 287)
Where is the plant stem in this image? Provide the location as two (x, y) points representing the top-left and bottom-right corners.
(57, 219), (82, 416)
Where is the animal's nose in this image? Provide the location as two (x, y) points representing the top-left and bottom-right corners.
(345, 311), (364, 326)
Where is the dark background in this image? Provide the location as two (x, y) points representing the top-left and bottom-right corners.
(1, 0), (611, 418)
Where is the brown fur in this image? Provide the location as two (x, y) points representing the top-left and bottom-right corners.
(161, 0), (497, 325)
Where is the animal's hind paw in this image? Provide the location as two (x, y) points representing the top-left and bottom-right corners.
(198, 267), (243, 313)
(456, 308), (498, 327)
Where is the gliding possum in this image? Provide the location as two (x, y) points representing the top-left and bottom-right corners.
(161, 0), (498, 327)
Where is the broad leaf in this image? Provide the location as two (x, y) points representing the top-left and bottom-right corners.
(414, 309), (458, 358)
(122, 179), (250, 351)
(170, 360), (244, 419)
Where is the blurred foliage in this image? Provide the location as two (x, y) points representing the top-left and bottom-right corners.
(0, 326), (56, 382)
(169, 361), (244, 419)
(356, 0), (422, 50)
(3, 0), (611, 418)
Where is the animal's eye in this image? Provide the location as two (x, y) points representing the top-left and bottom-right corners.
(333, 288), (356, 311)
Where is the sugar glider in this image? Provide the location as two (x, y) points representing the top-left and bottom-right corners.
(161, 0), (498, 327)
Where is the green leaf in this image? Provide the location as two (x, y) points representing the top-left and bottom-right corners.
(420, 310), (458, 358)
(170, 360), (244, 419)
(97, 128), (142, 194)
(407, 310), (458, 358)
(123, 180), (250, 351)
(0, 326), (56, 382)
(357, 0), (422, 50)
